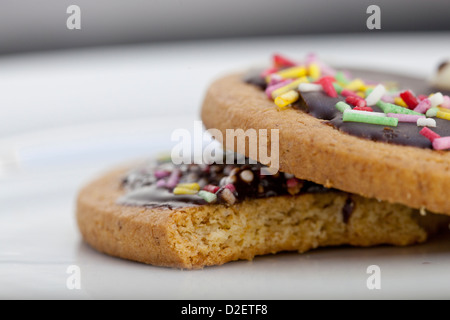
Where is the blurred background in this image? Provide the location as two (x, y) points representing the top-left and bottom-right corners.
(2, 1), (450, 299)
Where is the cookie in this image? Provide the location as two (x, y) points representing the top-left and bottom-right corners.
(201, 56), (450, 216)
(76, 160), (449, 269)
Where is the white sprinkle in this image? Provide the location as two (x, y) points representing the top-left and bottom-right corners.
(420, 207), (427, 216)
(429, 92), (444, 108)
(344, 109), (386, 117)
(239, 170), (254, 183)
(365, 84), (386, 106)
(417, 118), (437, 127)
(298, 83), (322, 92)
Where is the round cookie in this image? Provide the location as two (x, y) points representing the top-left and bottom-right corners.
(77, 161), (449, 269)
(201, 71), (450, 216)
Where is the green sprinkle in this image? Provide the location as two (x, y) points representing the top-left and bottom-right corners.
(335, 71), (350, 85)
(198, 190), (217, 203)
(365, 88), (373, 96)
(336, 101), (352, 112)
(376, 101), (423, 116)
(426, 107), (439, 118)
(333, 82), (343, 94)
(343, 111), (398, 127)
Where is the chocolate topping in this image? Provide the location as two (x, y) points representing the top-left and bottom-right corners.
(245, 67), (450, 149)
(342, 197), (355, 224)
(118, 158), (333, 209)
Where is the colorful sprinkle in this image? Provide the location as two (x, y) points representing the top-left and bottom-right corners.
(376, 101), (424, 116)
(298, 83), (322, 92)
(394, 97), (409, 108)
(419, 127), (441, 142)
(271, 77), (308, 98)
(417, 118), (437, 127)
(335, 101), (352, 112)
(429, 92), (444, 108)
(273, 53), (297, 68)
(265, 79), (293, 98)
(166, 169), (181, 189)
(413, 98), (432, 114)
(387, 113), (425, 123)
(308, 63), (321, 80)
(341, 89), (360, 98)
(345, 79), (365, 92)
(176, 183), (200, 191)
(436, 110), (450, 121)
(197, 190), (217, 203)
(353, 106), (373, 112)
(441, 95), (450, 109)
(343, 111), (398, 126)
(203, 184), (220, 194)
(345, 96), (367, 108)
(273, 66), (307, 80)
(173, 187), (199, 195)
(344, 109), (386, 117)
(432, 137), (450, 150)
(218, 188), (237, 205)
(426, 107), (439, 118)
(274, 90), (299, 109)
(365, 84), (386, 106)
(332, 82), (343, 94)
(318, 76), (337, 98)
(399, 90), (419, 109)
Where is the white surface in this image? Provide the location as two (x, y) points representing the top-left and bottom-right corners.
(2, 33), (450, 299)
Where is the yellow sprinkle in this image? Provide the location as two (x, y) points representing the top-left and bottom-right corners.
(308, 63), (321, 80)
(271, 77), (308, 98)
(345, 79), (365, 91)
(273, 66), (307, 80)
(437, 111), (450, 121)
(173, 187), (199, 195)
(438, 106), (450, 113)
(394, 97), (408, 108)
(274, 90), (299, 109)
(176, 183), (200, 191)
(356, 91), (366, 98)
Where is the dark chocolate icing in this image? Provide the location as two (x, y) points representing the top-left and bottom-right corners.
(118, 160), (334, 209)
(245, 67), (450, 149)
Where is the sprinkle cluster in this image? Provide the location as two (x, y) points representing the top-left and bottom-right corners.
(122, 156), (308, 206)
(261, 53), (450, 150)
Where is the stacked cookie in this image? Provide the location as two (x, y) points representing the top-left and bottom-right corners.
(77, 54), (450, 269)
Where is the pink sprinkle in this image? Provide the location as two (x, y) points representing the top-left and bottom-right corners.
(267, 74), (283, 86)
(413, 98), (432, 114)
(432, 137), (450, 150)
(265, 79), (293, 98)
(381, 95), (395, 103)
(420, 127), (441, 142)
(260, 67), (278, 78)
(341, 89), (359, 98)
(441, 95), (450, 109)
(154, 170), (170, 179)
(224, 183), (236, 193)
(287, 178), (298, 188)
(387, 113), (425, 123)
(156, 179), (166, 188)
(418, 94), (428, 101)
(165, 169), (180, 189)
(203, 184), (220, 194)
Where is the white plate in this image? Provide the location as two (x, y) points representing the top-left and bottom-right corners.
(1, 117), (450, 300)
(2, 34), (450, 299)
